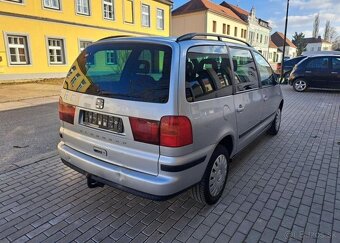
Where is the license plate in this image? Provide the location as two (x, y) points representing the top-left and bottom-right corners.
(82, 110), (124, 133)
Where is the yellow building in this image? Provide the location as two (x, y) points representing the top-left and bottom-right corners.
(0, 0), (172, 81)
(172, 0), (247, 42)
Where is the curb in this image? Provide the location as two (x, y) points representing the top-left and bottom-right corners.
(0, 78), (64, 85)
(0, 151), (59, 175)
(0, 95), (59, 112)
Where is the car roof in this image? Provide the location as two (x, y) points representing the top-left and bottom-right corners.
(306, 54), (340, 58)
(96, 35), (255, 50)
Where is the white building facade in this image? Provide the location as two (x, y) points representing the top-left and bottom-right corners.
(305, 37), (333, 52)
(221, 3), (271, 59)
(246, 8), (271, 59)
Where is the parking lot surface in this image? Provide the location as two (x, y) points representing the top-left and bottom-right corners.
(0, 86), (339, 243)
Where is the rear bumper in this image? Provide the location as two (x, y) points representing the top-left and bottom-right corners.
(58, 142), (212, 198)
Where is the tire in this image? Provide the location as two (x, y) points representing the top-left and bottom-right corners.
(293, 79), (307, 92)
(190, 145), (229, 205)
(268, 108), (282, 135)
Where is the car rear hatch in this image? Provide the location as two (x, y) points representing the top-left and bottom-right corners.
(59, 40), (177, 176)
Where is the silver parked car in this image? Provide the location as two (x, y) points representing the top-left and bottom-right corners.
(58, 33), (284, 205)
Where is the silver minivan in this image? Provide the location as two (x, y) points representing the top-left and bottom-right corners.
(58, 33), (283, 205)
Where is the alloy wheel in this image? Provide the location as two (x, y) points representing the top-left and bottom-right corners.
(209, 154), (228, 197)
(294, 80), (307, 91)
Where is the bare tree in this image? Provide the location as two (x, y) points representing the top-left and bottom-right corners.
(324, 20), (330, 41)
(329, 27), (337, 42)
(313, 13), (320, 38)
(332, 36), (340, 51)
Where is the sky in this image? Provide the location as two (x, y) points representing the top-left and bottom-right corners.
(173, 0), (340, 40)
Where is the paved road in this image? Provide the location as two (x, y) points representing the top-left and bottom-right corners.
(0, 86), (339, 243)
(0, 102), (59, 171)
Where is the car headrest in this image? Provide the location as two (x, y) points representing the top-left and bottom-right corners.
(136, 60), (150, 74)
(232, 59), (238, 72)
(186, 61), (196, 81)
(199, 59), (218, 71)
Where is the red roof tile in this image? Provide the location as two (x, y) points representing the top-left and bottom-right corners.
(220, 1), (249, 21)
(269, 40), (278, 48)
(271, 32), (297, 48)
(172, 0), (246, 24)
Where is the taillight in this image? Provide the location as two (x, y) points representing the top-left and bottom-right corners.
(129, 116), (193, 147)
(58, 97), (76, 124)
(160, 116), (193, 147)
(129, 117), (160, 145)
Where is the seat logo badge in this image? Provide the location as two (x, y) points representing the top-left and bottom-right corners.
(96, 98), (104, 109)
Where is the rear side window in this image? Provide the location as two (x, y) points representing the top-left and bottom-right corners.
(306, 57), (329, 70)
(63, 43), (172, 103)
(253, 52), (275, 86)
(186, 45), (233, 102)
(230, 48), (258, 92)
(331, 57), (340, 71)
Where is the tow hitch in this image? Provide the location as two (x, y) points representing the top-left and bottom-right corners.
(87, 175), (104, 188)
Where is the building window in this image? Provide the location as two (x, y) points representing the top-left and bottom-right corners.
(106, 51), (117, 65)
(43, 0), (60, 10)
(124, 0), (134, 24)
(227, 25), (230, 35)
(141, 4), (150, 27)
(79, 40), (92, 52)
(156, 8), (164, 30)
(47, 38), (65, 65)
(243, 30), (247, 39)
(76, 0), (90, 15)
(4, 0), (24, 3)
(103, 0), (114, 20)
(260, 34), (263, 43)
(7, 35), (30, 65)
(212, 21), (217, 33)
(234, 27), (237, 37)
(222, 24), (226, 34)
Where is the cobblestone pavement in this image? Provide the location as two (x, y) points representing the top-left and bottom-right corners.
(0, 86), (339, 243)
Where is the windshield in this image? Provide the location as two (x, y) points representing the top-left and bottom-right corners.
(63, 42), (172, 103)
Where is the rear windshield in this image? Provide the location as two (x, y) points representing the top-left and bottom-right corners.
(63, 42), (172, 103)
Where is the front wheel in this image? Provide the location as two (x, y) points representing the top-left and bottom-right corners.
(190, 145), (229, 205)
(293, 79), (307, 92)
(268, 108), (281, 135)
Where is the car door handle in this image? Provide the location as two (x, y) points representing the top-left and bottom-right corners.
(236, 104), (244, 112)
(305, 71), (312, 74)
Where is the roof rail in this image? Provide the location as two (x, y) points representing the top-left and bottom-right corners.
(176, 33), (251, 47)
(98, 35), (131, 41)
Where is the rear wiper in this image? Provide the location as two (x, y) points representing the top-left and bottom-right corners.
(100, 91), (140, 99)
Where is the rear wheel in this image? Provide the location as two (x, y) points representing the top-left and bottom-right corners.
(293, 79), (307, 92)
(190, 145), (229, 205)
(268, 108), (281, 135)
